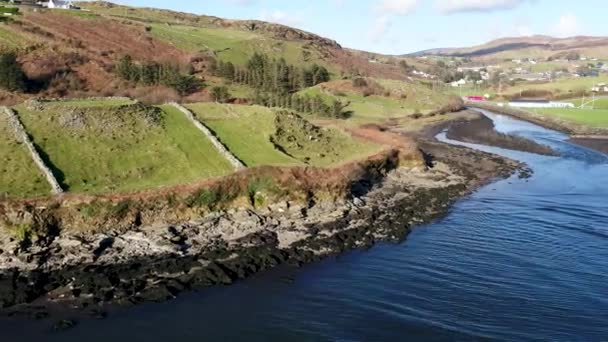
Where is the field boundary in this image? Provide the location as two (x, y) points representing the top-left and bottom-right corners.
(2, 107), (64, 195)
(168, 102), (245, 170)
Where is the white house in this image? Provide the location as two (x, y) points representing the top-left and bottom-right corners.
(47, 0), (72, 9)
(450, 79), (467, 87)
(591, 83), (608, 93)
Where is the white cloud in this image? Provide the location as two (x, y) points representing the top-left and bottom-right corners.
(368, 15), (391, 42)
(436, 0), (532, 13)
(259, 9), (303, 26)
(374, 0), (418, 15)
(552, 14), (581, 37)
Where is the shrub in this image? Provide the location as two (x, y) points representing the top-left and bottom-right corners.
(186, 189), (218, 209)
(11, 223), (33, 243)
(445, 95), (464, 112)
(352, 77), (368, 88)
(108, 200), (132, 220)
(210, 86), (231, 103)
(0, 51), (27, 92)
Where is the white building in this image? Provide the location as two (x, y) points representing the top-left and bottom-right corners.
(47, 0), (72, 9)
(450, 79), (467, 87)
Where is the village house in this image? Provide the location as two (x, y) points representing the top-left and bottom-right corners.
(450, 79), (466, 87)
(591, 83), (608, 93)
(45, 0), (73, 9)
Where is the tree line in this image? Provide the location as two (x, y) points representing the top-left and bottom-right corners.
(252, 92), (349, 118)
(210, 53), (349, 117)
(115, 55), (202, 95)
(212, 53), (330, 95)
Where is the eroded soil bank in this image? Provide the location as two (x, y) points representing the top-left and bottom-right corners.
(0, 140), (523, 322)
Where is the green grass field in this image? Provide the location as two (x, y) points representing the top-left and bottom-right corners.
(299, 80), (447, 123)
(0, 113), (51, 198)
(534, 107), (608, 128)
(569, 97), (608, 109)
(186, 103), (380, 167)
(506, 76), (608, 96)
(14, 100), (233, 194)
(186, 103), (300, 167)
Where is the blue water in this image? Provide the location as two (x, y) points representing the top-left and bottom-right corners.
(4, 111), (608, 341)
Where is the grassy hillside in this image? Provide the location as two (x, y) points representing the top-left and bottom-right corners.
(298, 79), (447, 122)
(186, 103), (299, 166)
(271, 111), (381, 166)
(15, 100), (233, 193)
(186, 103), (380, 167)
(0, 112), (50, 198)
(146, 23), (330, 69)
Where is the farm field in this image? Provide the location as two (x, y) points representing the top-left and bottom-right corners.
(505, 76), (608, 96)
(0, 112), (50, 198)
(299, 79), (446, 123)
(186, 103), (300, 167)
(186, 103), (380, 167)
(534, 107), (608, 128)
(569, 97), (608, 109)
(14, 100), (233, 194)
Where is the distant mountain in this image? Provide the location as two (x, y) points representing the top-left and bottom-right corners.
(408, 35), (608, 59)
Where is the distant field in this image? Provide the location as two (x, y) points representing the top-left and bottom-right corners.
(506, 76), (608, 96)
(534, 107), (608, 128)
(187, 103), (380, 167)
(570, 97), (608, 109)
(0, 112), (50, 198)
(186, 103), (299, 167)
(299, 80), (446, 123)
(15, 100), (233, 194)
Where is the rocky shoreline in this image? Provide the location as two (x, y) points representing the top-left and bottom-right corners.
(0, 139), (524, 324)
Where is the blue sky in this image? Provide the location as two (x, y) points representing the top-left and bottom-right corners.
(107, 0), (606, 54)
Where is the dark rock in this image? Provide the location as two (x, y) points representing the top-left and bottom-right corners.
(53, 319), (77, 331)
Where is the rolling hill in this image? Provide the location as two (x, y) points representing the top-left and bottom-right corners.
(409, 35), (608, 60)
(0, 1), (407, 104)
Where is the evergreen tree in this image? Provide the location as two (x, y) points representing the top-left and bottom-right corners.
(210, 86), (231, 103)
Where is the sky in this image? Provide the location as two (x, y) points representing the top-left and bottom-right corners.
(105, 0), (607, 54)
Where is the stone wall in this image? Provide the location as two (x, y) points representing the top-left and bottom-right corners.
(2, 107), (64, 195)
(168, 102), (245, 170)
